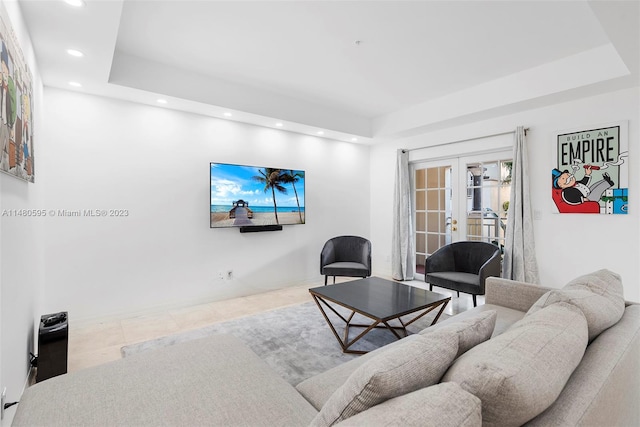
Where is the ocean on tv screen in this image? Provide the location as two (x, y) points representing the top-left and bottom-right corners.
(210, 205), (304, 214)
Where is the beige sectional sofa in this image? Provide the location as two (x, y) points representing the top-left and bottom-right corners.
(13, 270), (640, 426)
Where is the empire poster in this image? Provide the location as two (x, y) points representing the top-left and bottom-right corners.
(0, 12), (34, 183)
(552, 122), (628, 214)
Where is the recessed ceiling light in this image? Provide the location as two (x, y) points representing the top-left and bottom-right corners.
(275, 122), (283, 127)
(156, 99), (167, 104)
(223, 112), (232, 117)
(351, 138), (358, 142)
(317, 131), (324, 135)
(66, 49), (84, 57)
(64, 0), (85, 7)
(68, 81), (82, 87)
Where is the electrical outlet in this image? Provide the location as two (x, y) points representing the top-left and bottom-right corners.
(1, 386), (6, 421)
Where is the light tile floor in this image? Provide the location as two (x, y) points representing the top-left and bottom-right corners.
(68, 277), (482, 372)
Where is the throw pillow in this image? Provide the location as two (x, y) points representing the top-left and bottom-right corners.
(527, 269), (625, 341)
(311, 329), (459, 427)
(334, 382), (482, 427)
(565, 268), (624, 296)
(442, 302), (588, 427)
(419, 310), (497, 357)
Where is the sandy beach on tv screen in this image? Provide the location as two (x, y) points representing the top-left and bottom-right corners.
(210, 212), (305, 227)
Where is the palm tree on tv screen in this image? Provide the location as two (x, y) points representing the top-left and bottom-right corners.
(253, 168), (288, 224)
(284, 170), (304, 223)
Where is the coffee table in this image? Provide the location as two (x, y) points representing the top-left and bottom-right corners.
(309, 277), (450, 354)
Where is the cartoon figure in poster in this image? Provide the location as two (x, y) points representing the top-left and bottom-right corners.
(551, 159), (628, 214)
(552, 165), (614, 206)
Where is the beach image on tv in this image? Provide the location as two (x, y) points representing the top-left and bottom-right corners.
(210, 163), (305, 228)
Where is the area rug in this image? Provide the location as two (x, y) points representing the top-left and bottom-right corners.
(121, 301), (449, 385)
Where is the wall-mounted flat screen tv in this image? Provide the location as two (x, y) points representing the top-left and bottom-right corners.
(210, 162), (305, 229)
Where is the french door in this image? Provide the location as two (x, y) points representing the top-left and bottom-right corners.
(413, 151), (512, 278)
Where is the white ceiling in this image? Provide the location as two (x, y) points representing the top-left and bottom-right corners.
(17, 0), (640, 143)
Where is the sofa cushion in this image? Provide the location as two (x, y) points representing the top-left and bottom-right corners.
(525, 304), (640, 426)
(334, 382), (482, 427)
(296, 336), (420, 411)
(311, 329), (459, 426)
(420, 309), (496, 356)
(323, 262), (369, 277)
(564, 268), (624, 295)
(527, 269), (625, 341)
(442, 302), (588, 427)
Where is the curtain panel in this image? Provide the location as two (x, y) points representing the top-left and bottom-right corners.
(502, 126), (540, 283)
(392, 149), (414, 280)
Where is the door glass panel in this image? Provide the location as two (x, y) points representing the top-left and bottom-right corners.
(465, 159), (511, 250)
(426, 190), (439, 209)
(427, 234), (440, 254)
(416, 169), (425, 188)
(415, 191), (425, 210)
(427, 212), (439, 232)
(416, 233), (425, 254)
(415, 212), (426, 232)
(426, 168), (439, 186)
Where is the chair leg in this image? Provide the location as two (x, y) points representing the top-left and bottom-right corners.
(429, 284), (432, 291)
(333, 276), (336, 284)
(324, 276), (328, 286)
(472, 295), (477, 307)
(456, 291), (460, 298)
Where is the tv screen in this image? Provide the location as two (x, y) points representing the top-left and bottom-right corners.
(210, 162), (305, 228)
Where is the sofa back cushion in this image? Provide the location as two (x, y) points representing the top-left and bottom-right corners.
(528, 269), (625, 341)
(420, 310), (497, 357)
(442, 302), (588, 427)
(310, 329), (458, 427)
(524, 304), (640, 426)
(334, 382), (481, 427)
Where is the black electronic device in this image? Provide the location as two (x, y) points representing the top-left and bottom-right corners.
(42, 312), (66, 327)
(239, 225), (283, 233)
(36, 311), (68, 383)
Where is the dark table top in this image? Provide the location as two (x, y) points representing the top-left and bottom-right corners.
(309, 277), (449, 320)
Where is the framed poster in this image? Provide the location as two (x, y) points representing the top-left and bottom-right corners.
(552, 121), (628, 214)
(0, 12), (35, 183)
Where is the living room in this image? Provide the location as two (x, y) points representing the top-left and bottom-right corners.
(1, 1), (639, 425)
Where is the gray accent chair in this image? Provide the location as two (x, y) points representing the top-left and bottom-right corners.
(320, 236), (371, 285)
(425, 241), (501, 307)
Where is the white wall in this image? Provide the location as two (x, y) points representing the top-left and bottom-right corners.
(0, 1), (44, 425)
(370, 87), (640, 302)
(39, 88), (371, 321)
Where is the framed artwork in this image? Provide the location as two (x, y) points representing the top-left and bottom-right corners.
(552, 121), (628, 214)
(0, 13), (34, 183)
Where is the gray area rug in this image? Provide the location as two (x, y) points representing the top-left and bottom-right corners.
(121, 301), (449, 385)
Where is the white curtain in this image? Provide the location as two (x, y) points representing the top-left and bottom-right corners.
(392, 149), (414, 280)
(502, 126), (540, 283)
